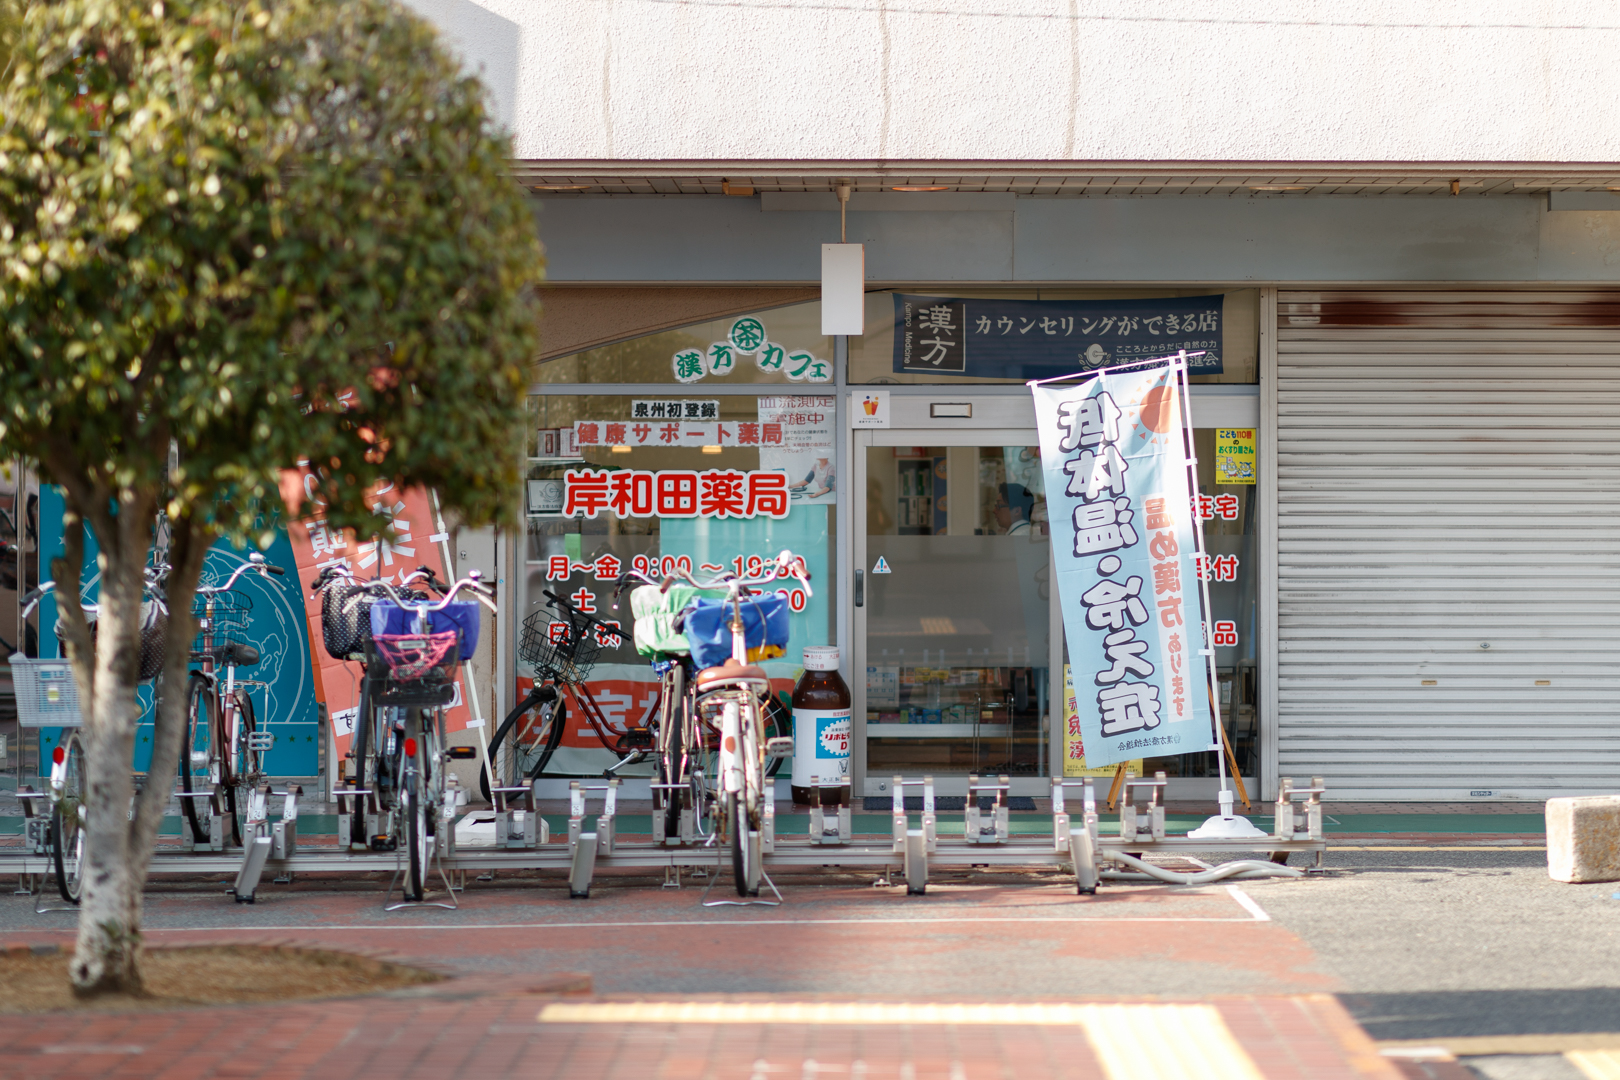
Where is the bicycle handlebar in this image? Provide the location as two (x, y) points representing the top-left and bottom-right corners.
(198, 553), (284, 596)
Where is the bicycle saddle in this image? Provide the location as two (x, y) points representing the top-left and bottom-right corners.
(217, 641), (260, 667)
(695, 658), (769, 692)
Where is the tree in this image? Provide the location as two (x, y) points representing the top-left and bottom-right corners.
(0, 0), (540, 995)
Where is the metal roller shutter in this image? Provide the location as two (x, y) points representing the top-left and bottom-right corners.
(1276, 291), (1620, 800)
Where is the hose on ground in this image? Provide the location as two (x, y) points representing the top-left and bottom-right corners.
(1100, 849), (1305, 883)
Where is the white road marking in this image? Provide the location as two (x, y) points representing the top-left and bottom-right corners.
(1224, 884), (1270, 922)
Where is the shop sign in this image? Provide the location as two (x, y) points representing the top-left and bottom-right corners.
(562, 469), (791, 520)
(632, 399), (720, 421)
(1214, 427), (1256, 484)
(574, 420), (785, 449)
(896, 294), (1225, 379)
(673, 317), (832, 384)
(1032, 360), (1217, 769)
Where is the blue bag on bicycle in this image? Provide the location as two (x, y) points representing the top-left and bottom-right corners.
(369, 599), (481, 657)
(680, 593), (790, 669)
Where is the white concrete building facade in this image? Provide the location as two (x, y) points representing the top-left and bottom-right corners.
(412, 0), (1620, 803)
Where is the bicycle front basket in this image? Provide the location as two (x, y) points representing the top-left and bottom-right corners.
(518, 608), (609, 682)
(371, 630), (460, 682)
(8, 655), (83, 728)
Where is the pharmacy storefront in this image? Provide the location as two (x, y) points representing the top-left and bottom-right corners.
(521, 288), (1261, 799)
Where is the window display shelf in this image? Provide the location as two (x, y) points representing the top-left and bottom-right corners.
(867, 723), (1012, 738)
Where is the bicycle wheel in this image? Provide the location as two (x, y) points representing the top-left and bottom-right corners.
(404, 783), (425, 901)
(347, 676), (374, 846)
(233, 688), (261, 786)
(518, 694), (567, 782)
(179, 674), (216, 844)
(50, 734), (85, 904)
(479, 684), (556, 803)
(725, 790), (748, 897)
(655, 667), (686, 839)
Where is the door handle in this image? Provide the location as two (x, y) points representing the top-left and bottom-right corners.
(854, 568), (864, 608)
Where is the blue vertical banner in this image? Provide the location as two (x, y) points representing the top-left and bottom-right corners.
(1031, 359), (1215, 768)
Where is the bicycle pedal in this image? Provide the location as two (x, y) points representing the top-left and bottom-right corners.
(765, 737), (794, 758)
(618, 728), (656, 751)
(247, 732), (274, 752)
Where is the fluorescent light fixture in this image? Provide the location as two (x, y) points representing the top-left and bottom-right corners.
(891, 185), (949, 192)
(700, 445), (723, 454)
(1248, 185), (1308, 192)
(611, 445), (632, 453)
(532, 184), (590, 191)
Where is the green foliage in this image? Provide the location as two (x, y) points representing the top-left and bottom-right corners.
(0, 0), (540, 542)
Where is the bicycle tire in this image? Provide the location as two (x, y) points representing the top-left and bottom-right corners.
(349, 677), (370, 844)
(51, 734), (84, 904)
(479, 686), (550, 803)
(234, 688), (260, 785)
(726, 791), (748, 897)
(179, 674), (214, 845)
(656, 666), (686, 839)
(522, 694), (569, 782)
(405, 785), (425, 901)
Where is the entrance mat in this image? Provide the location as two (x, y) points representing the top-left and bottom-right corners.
(862, 796), (1038, 812)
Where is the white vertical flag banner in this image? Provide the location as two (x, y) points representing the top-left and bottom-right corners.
(1031, 356), (1217, 769)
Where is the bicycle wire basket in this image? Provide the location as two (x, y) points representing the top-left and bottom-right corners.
(366, 631), (459, 707)
(75, 600), (168, 683)
(8, 655), (83, 728)
(518, 606), (609, 684)
(192, 589), (253, 658)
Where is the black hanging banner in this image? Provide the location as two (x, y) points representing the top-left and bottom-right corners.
(892, 293), (1225, 379)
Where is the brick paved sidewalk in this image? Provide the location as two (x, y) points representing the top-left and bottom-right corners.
(0, 975), (1400, 1080)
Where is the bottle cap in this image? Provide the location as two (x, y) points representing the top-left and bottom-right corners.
(802, 645), (839, 671)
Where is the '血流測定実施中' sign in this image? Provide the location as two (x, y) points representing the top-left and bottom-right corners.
(896, 294), (1225, 380)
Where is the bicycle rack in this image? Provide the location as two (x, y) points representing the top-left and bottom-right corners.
(808, 776), (853, 845)
(964, 774), (1011, 844)
(231, 783), (303, 903)
(488, 778), (548, 849)
(176, 790), (231, 852)
(566, 778), (619, 898)
(1050, 778), (1100, 895)
(334, 786), (380, 852)
(1273, 776), (1328, 868)
(1118, 771), (1168, 843)
(890, 775), (937, 895)
(16, 788), (49, 856)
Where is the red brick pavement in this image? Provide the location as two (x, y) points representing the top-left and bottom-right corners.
(0, 975), (1400, 1079)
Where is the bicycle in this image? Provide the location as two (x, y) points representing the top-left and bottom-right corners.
(313, 563), (449, 850)
(177, 553), (286, 848)
(11, 578), (166, 903)
(477, 588), (656, 805)
(360, 571), (493, 902)
(616, 551), (810, 897)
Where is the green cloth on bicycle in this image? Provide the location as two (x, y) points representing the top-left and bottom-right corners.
(629, 583), (724, 658)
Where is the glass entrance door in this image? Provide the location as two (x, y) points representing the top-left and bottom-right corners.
(853, 433), (1058, 796)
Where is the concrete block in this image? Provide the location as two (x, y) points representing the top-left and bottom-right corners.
(1547, 796), (1620, 883)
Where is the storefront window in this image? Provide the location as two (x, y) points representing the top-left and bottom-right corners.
(534, 301), (831, 386)
(524, 393), (836, 774)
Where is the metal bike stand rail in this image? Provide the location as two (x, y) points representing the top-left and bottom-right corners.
(14, 787), (75, 912)
(334, 785), (381, 852)
(176, 789), (232, 852)
(808, 776), (853, 845)
(566, 778), (619, 898)
(890, 775), (937, 895)
(231, 783), (303, 903)
(964, 774), (1011, 844)
(488, 779), (549, 850)
(1050, 778), (1101, 895)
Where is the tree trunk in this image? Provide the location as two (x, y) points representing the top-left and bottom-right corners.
(63, 488), (158, 998)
